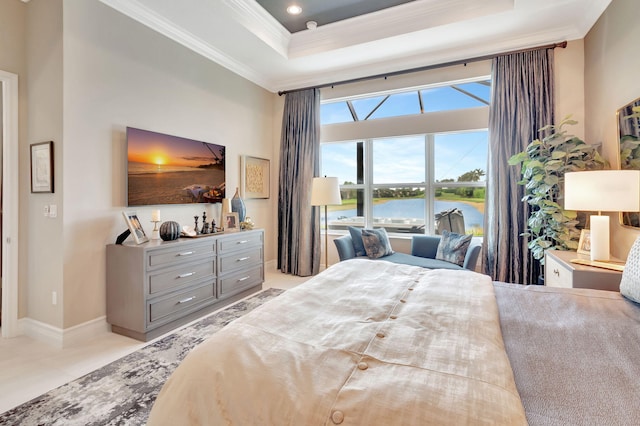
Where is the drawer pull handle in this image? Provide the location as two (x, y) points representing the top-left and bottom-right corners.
(177, 251), (194, 256)
(553, 269), (559, 276)
(237, 240), (249, 244)
(237, 276), (250, 282)
(178, 272), (195, 278)
(237, 256), (250, 262)
(178, 296), (196, 304)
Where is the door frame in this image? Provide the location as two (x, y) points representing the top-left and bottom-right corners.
(1, 70), (19, 338)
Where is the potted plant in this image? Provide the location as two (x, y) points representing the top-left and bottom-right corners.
(508, 116), (606, 266)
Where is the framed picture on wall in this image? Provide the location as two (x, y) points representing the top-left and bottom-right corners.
(122, 211), (149, 244)
(577, 229), (591, 255)
(241, 156), (270, 199)
(30, 141), (54, 193)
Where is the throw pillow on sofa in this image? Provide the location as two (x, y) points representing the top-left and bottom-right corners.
(361, 228), (394, 259)
(435, 230), (472, 267)
(348, 226), (366, 257)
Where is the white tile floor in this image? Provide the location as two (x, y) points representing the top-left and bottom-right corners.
(0, 268), (309, 414)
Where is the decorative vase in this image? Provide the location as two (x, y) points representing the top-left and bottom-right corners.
(159, 221), (181, 241)
(231, 187), (246, 222)
(220, 198), (231, 230)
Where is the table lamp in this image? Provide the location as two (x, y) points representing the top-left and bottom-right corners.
(311, 176), (342, 269)
(564, 170), (640, 261)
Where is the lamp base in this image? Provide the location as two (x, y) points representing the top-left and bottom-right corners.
(589, 215), (610, 261)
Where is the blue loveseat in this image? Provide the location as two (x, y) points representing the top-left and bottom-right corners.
(334, 234), (481, 271)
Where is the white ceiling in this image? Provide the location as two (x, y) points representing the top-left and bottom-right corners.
(99, 0), (611, 94)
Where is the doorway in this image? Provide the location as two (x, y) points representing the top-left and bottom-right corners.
(1, 69), (19, 338)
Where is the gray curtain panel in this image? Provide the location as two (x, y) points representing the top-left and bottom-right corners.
(278, 89), (321, 276)
(483, 48), (555, 284)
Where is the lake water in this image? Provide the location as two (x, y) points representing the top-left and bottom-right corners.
(328, 199), (484, 228)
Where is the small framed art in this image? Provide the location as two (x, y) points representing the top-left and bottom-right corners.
(224, 212), (239, 232)
(122, 211), (149, 244)
(30, 141), (54, 193)
(577, 229), (591, 255)
(241, 155), (270, 199)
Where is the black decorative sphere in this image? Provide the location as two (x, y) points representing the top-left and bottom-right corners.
(159, 221), (180, 241)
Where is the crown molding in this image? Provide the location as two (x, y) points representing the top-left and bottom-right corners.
(99, 0), (273, 91)
(288, 0), (513, 58)
(221, 0), (291, 59)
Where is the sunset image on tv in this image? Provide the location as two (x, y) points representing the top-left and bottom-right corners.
(127, 127), (225, 206)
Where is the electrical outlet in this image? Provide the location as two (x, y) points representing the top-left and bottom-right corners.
(49, 204), (57, 218)
(52, 291), (57, 305)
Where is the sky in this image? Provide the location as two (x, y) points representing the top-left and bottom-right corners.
(127, 127), (224, 167)
(319, 80), (490, 184)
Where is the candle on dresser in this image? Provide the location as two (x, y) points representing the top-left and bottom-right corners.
(151, 210), (161, 222)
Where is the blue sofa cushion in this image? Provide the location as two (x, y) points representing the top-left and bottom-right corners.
(435, 230), (472, 267)
(379, 253), (464, 270)
(348, 226), (366, 257)
(361, 228), (394, 259)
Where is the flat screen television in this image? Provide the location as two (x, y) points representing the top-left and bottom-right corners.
(126, 127), (225, 206)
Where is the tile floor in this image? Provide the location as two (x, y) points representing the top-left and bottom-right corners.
(0, 268), (309, 414)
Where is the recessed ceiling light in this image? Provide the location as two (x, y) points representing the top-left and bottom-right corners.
(286, 5), (302, 15)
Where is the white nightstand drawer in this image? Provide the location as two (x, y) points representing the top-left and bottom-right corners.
(544, 250), (622, 291)
(545, 254), (572, 288)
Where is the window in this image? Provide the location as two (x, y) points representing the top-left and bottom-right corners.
(320, 77), (490, 236)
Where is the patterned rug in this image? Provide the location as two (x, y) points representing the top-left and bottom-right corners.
(0, 288), (284, 426)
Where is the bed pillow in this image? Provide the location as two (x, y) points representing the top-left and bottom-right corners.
(348, 226), (366, 257)
(361, 228), (394, 259)
(620, 237), (640, 303)
(435, 230), (472, 267)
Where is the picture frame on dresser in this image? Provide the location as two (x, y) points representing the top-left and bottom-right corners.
(577, 229), (591, 255)
(122, 211), (148, 244)
(224, 212), (239, 232)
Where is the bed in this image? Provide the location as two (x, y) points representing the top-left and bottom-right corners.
(147, 258), (640, 425)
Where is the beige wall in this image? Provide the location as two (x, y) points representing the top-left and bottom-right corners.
(584, 0), (640, 259)
(26, 0), (64, 328)
(14, 0), (278, 330)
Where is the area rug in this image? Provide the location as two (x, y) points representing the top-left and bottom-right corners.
(0, 288), (284, 426)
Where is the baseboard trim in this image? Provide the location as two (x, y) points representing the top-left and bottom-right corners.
(265, 259), (276, 271)
(19, 316), (110, 348)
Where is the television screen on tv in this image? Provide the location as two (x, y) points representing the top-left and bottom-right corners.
(126, 127), (225, 206)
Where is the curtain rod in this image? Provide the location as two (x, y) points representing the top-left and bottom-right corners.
(277, 40), (567, 96)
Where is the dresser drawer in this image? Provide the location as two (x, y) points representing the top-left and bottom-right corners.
(148, 282), (215, 325)
(147, 241), (215, 270)
(148, 258), (215, 295)
(545, 254), (572, 288)
(219, 247), (262, 275)
(219, 265), (263, 299)
(218, 231), (263, 255)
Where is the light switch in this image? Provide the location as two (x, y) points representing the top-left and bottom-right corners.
(44, 205), (50, 217)
(49, 204), (57, 218)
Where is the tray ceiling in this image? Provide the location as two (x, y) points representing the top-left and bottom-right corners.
(99, 0), (612, 93)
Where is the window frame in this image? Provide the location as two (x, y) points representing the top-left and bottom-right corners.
(321, 131), (487, 236)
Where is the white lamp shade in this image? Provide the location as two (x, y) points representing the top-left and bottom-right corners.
(564, 170), (640, 212)
(311, 177), (342, 206)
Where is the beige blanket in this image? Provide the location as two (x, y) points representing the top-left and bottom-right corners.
(148, 259), (526, 425)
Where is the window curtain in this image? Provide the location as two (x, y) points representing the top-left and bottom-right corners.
(278, 89), (321, 276)
(483, 48), (555, 284)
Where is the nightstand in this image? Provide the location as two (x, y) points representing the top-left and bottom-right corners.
(544, 249), (623, 292)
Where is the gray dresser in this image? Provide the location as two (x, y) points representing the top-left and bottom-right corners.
(106, 229), (264, 341)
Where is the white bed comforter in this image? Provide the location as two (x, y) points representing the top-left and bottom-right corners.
(148, 259), (526, 425)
